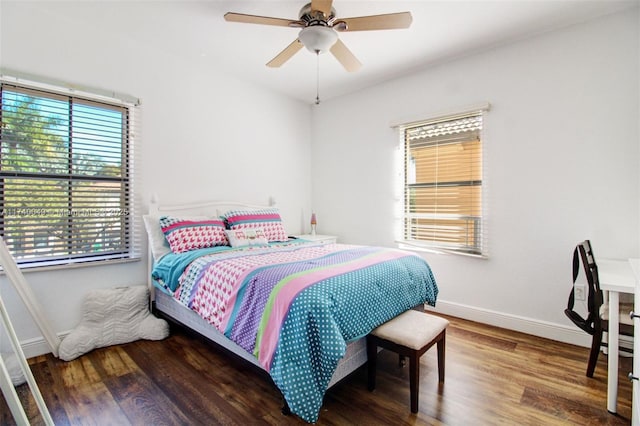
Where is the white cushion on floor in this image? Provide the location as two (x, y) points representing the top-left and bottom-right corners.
(1, 352), (25, 386)
(59, 286), (169, 361)
(372, 310), (449, 350)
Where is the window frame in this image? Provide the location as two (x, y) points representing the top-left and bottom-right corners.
(0, 75), (141, 269)
(395, 104), (489, 257)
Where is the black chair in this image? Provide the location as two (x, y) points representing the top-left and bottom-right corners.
(565, 240), (634, 377)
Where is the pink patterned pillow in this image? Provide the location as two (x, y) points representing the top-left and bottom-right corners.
(222, 208), (288, 242)
(159, 216), (228, 253)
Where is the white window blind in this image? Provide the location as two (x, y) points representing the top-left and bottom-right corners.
(0, 81), (140, 268)
(401, 110), (485, 256)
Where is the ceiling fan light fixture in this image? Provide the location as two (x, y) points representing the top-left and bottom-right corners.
(298, 26), (338, 53)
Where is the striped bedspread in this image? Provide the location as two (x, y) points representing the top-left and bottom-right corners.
(153, 241), (438, 422)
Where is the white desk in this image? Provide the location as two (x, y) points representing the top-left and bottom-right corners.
(632, 259), (640, 426)
(598, 258), (639, 414)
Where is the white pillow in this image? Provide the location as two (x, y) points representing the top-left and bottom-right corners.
(143, 215), (170, 261)
(143, 214), (206, 261)
(58, 286), (169, 361)
(225, 228), (269, 248)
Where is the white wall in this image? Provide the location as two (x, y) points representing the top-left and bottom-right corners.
(311, 9), (640, 345)
(0, 2), (312, 356)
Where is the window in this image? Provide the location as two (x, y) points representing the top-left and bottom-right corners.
(400, 108), (486, 256)
(0, 80), (140, 268)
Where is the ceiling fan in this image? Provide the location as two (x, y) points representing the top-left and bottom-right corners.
(224, 0), (412, 72)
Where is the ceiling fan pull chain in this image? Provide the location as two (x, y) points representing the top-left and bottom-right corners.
(315, 51), (321, 105)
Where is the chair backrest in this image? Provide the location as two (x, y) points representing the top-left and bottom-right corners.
(565, 240), (604, 335)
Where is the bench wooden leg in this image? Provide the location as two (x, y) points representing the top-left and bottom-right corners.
(409, 350), (419, 413)
(367, 336), (377, 391)
(437, 332), (446, 383)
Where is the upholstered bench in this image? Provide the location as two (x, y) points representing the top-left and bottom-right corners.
(367, 310), (449, 413)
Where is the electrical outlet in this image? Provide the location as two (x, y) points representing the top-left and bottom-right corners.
(575, 284), (586, 301)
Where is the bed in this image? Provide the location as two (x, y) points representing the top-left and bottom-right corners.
(144, 198), (438, 423)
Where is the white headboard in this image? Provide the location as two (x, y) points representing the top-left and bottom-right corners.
(148, 195), (273, 218)
(145, 195), (274, 301)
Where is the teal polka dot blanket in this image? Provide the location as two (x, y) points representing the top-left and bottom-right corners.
(153, 241), (438, 422)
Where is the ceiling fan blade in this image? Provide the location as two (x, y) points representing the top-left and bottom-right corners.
(330, 39), (362, 72)
(336, 12), (412, 32)
(311, 0), (334, 17)
(224, 12), (300, 28)
(267, 39), (304, 68)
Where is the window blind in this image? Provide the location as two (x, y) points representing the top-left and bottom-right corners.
(402, 111), (484, 255)
(0, 81), (140, 267)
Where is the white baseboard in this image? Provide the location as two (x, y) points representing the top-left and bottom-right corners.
(426, 299), (593, 348)
(19, 331), (70, 359)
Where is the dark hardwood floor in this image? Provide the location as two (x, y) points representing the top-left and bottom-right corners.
(1, 314), (633, 425)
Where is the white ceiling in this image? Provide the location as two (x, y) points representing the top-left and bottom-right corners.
(29, 1), (639, 104)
